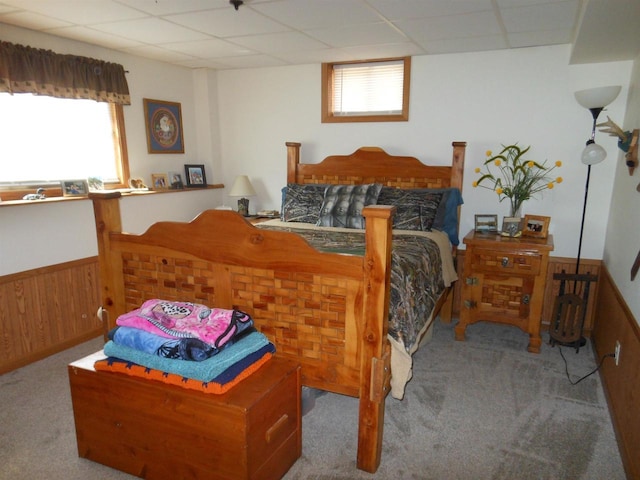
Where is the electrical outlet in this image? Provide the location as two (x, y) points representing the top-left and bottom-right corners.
(615, 341), (621, 366)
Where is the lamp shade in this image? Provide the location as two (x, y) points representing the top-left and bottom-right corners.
(581, 142), (607, 165)
(228, 175), (256, 197)
(574, 85), (621, 109)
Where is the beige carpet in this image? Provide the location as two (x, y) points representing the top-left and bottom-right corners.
(0, 320), (625, 480)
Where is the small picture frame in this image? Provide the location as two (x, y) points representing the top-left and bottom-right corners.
(151, 173), (169, 190)
(501, 216), (523, 237)
(143, 98), (185, 154)
(168, 171), (184, 190)
(184, 164), (207, 188)
(474, 214), (498, 233)
(61, 179), (89, 197)
(522, 214), (550, 238)
(87, 176), (104, 192)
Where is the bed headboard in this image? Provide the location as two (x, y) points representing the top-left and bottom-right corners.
(286, 141), (466, 190)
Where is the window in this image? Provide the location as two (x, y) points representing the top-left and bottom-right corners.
(0, 93), (128, 200)
(321, 57), (410, 123)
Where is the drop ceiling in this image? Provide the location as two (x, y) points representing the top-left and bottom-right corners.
(0, 0), (638, 70)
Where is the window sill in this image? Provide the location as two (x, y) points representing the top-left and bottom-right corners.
(0, 184), (224, 208)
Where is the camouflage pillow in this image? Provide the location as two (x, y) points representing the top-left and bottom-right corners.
(281, 184), (328, 223)
(377, 187), (444, 231)
(316, 184), (382, 229)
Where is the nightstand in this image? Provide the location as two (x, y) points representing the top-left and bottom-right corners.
(457, 230), (554, 353)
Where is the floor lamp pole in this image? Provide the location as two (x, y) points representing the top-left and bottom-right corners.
(575, 164), (592, 276)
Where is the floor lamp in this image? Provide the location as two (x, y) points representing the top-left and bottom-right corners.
(548, 85), (621, 351)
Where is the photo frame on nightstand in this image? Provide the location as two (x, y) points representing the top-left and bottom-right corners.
(474, 214), (498, 233)
(522, 214), (550, 238)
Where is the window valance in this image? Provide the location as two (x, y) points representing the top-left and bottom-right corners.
(0, 41), (130, 105)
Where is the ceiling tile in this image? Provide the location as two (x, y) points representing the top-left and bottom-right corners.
(91, 17), (210, 44)
(116, 0), (228, 16)
(424, 35), (508, 55)
(162, 38), (255, 58)
(368, 0), (493, 20)
(0, 0), (146, 24)
(46, 26), (143, 49)
(307, 22), (409, 48)
(122, 44), (197, 62)
(508, 29), (573, 48)
(501, 0), (579, 33)
(252, 0), (383, 29)
(165, 7), (289, 38)
(397, 11), (502, 44)
(201, 54), (288, 69)
(231, 31), (328, 53)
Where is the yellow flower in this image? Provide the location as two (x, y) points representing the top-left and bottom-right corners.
(475, 167), (481, 173)
(494, 159), (501, 166)
(472, 181), (478, 187)
(527, 161), (534, 168)
(548, 183), (554, 189)
(496, 187), (503, 195)
(555, 160), (562, 167)
(556, 177), (563, 183)
(486, 150), (492, 157)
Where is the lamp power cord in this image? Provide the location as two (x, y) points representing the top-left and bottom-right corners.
(558, 346), (615, 385)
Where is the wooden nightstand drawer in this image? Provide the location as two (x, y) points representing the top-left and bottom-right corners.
(470, 248), (541, 275)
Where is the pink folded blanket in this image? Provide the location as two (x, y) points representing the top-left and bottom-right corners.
(116, 299), (253, 349)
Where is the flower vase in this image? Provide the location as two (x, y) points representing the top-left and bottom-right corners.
(502, 203), (523, 237)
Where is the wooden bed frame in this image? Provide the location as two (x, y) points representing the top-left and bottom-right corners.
(90, 141), (466, 474)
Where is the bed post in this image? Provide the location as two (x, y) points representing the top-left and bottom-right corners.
(358, 205), (395, 473)
(286, 142), (301, 184)
(90, 192), (126, 339)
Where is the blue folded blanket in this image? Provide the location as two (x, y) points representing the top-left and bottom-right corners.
(108, 326), (255, 361)
(103, 330), (271, 382)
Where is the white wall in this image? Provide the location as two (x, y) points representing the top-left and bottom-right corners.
(0, 25), (223, 275)
(216, 45), (632, 259)
(603, 53), (640, 323)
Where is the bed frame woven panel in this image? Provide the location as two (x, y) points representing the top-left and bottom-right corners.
(117, 252), (363, 395)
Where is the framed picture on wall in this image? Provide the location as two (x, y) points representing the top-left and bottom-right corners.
(184, 164), (207, 188)
(143, 98), (185, 154)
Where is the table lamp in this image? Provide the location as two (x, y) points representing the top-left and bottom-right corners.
(228, 175), (256, 216)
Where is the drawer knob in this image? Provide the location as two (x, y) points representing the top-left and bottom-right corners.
(465, 277), (478, 285)
(522, 294), (530, 305)
(501, 257), (509, 267)
(464, 300), (477, 309)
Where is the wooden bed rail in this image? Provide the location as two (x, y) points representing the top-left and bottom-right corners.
(90, 192), (394, 473)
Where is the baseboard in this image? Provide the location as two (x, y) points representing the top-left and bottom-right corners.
(592, 266), (640, 480)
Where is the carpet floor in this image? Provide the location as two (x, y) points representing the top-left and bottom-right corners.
(0, 320), (625, 480)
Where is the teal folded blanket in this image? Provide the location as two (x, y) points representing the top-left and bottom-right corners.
(103, 330), (271, 382)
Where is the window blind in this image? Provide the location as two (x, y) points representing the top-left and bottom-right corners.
(332, 59), (404, 116)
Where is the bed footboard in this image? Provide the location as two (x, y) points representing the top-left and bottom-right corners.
(91, 193), (394, 473)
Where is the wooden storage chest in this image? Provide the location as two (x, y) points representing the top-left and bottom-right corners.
(68, 352), (301, 480)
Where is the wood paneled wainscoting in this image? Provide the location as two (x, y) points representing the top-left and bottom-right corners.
(0, 257), (102, 374)
(592, 266), (640, 480)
